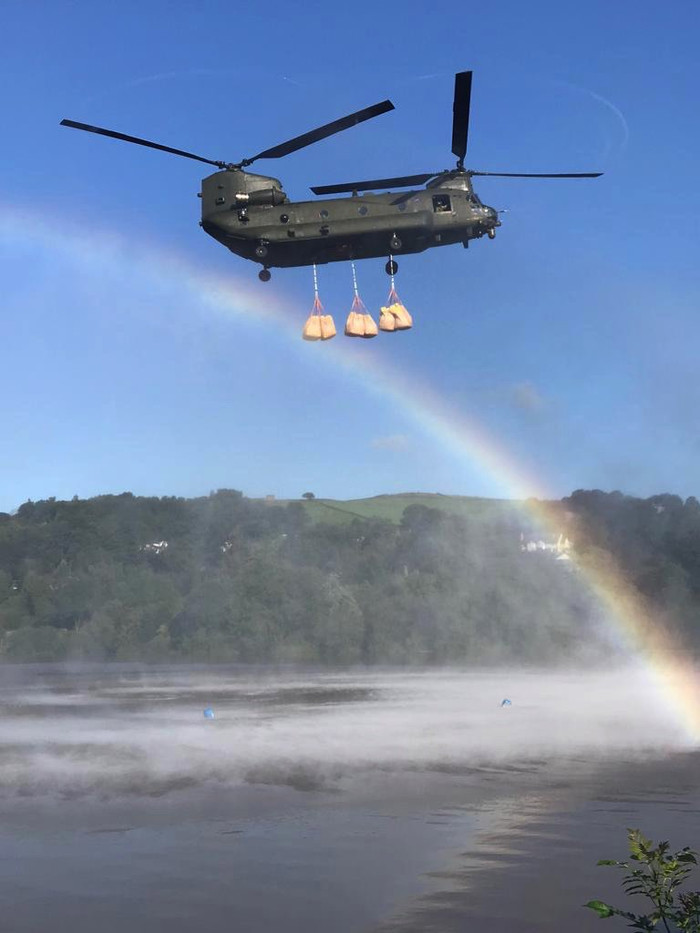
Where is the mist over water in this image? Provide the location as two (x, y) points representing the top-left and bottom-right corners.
(2, 665), (698, 933)
(0, 665), (691, 799)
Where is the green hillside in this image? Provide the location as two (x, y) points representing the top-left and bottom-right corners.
(2, 488), (698, 664)
(288, 493), (522, 525)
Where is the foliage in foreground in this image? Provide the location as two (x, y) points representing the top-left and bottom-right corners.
(586, 829), (700, 932)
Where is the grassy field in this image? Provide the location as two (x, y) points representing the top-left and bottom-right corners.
(289, 493), (524, 525)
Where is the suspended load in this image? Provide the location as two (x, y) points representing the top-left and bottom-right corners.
(302, 265), (336, 341)
(380, 286), (413, 331)
(344, 263), (378, 338)
(380, 262), (412, 332)
(302, 302), (336, 341)
(345, 298), (378, 338)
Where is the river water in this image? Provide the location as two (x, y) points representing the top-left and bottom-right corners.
(0, 665), (697, 932)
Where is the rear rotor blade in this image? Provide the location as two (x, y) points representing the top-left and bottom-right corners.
(244, 100), (395, 166)
(470, 171), (603, 178)
(311, 173), (436, 195)
(59, 120), (225, 167)
(451, 71), (472, 167)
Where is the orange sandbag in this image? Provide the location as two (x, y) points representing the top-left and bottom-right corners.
(392, 304), (413, 330)
(320, 314), (336, 340)
(389, 301), (413, 330)
(302, 313), (323, 341)
(344, 310), (365, 337)
(361, 313), (378, 338)
(379, 308), (396, 331)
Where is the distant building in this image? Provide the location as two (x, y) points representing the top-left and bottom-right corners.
(520, 532), (572, 557)
(140, 540), (168, 555)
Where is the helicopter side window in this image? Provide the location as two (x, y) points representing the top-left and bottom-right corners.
(432, 195), (452, 213)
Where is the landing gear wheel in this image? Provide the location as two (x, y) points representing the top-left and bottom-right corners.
(389, 235), (402, 251)
(255, 243), (269, 259)
(258, 268), (271, 282)
(385, 259), (398, 275)
(487, 228), (496, 239)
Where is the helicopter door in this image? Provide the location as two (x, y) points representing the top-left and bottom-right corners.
(432, 194), (452, 213)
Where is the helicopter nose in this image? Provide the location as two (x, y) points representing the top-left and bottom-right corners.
(484, 206), (500, 239)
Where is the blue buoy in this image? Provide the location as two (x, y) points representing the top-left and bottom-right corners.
(500, 698), (512, 707)
(203, 707), (215, 719)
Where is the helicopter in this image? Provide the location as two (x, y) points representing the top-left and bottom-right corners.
(60, 71), (602, 283)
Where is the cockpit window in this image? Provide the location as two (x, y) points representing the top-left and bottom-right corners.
(432, 195), (452, 213)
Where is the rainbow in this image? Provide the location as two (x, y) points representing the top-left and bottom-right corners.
(3, 202), (699, 743)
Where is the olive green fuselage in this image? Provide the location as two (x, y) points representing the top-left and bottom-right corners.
(200, 169), (499, 269)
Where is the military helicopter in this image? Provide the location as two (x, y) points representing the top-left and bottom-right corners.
(61, 72), (601, 282)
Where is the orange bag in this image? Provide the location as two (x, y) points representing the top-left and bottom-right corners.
(320, 314), (336, 340)
(344, 310), (364, 337)
(302, 313), (322, 341)
(379, 308), (396, 331)
(390, 302), (413, 330)
(362, 313), (379, 338)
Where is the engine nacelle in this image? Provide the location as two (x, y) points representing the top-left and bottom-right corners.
(200, 170), (288, 220)
(234, 187), (288, 207)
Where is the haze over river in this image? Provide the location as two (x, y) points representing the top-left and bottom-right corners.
(1, 666), (698, 932)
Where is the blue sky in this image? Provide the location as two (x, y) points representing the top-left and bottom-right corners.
(1, 0), (699, 511)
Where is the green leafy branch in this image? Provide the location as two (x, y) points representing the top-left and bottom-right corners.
(586, 829), (700, 932)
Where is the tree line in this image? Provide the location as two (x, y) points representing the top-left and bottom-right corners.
(0, 488), (697, 664)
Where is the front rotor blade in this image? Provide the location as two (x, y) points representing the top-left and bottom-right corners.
(470, 171), (603, 178)
(60, 120), (224, 167)
(451, 71), (472, 166)
(311, 173), (435, 196)
(245, 100), (395, 165)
